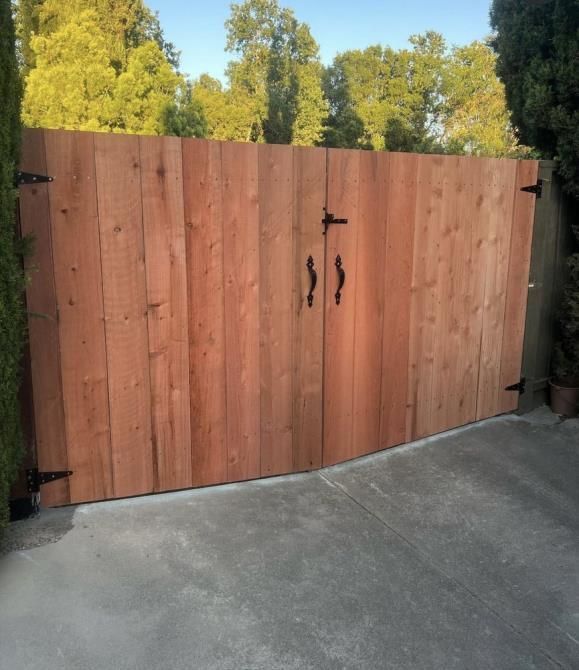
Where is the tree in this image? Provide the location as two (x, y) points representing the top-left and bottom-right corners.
(225, 0), (327, 144)
(442, 41), (525, 157)
(490, 0), (579, 193)
(323, 33), (446, 152)
(0, 0), (24, 526)
(22, 11), (116, 131)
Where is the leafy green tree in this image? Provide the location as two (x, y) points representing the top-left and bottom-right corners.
(0, 0), (24, 526)
(225, 0), (327, 144)
(191, 74), (256, 141)
(442, 41), (525, 157)
(22, 10), (116, 131)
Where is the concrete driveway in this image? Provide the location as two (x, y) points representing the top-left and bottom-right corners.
(1, 408), (578, 670)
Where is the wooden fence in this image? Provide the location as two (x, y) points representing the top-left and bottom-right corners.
(20, 129), (538, 506)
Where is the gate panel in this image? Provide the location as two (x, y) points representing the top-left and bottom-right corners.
(184, 139), (228, 487)
(140, 136), (192, 492)
(45, 130), (114, 504)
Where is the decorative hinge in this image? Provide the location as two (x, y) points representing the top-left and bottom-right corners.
(505, 377), (526, 394)
(520, 179), (543, 198)
(322, 208), (348, 235)
(26, 468), (72, 494)
(14, 171), (54, 187)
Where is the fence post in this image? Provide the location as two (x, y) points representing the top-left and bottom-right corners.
(519, 161), (576, 412)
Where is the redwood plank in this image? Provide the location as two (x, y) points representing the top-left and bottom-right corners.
(43, 130), (113, 504)
(352, 151), (389, 456)
(95, 133), (153, 498)
(222, 141), (260, 482)
(140, 135), (191, 492)
(183, 139), (228, 487)
(258, 144), (294, 476)
(292, 146), (325, 472)
(19, 129), (69, 506)
(406, 155), (446, 440)
(380, 153), (418, 449)
(498, 160), (539, 413)
(323, 148), (361, 466)
(476, 159), (518, 420)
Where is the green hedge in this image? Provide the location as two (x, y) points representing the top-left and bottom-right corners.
(0, 0), (24, 527)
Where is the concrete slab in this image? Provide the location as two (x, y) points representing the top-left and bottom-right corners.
(0, 409), (577, 669)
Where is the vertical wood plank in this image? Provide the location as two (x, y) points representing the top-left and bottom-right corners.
(43, 130), (113, 504)
(476, 159), (518, 420)
(380, 153), (417, 449)
(140, 135), (191, 492)
(323, 148), (360, 466)
(498, 160), (539, 413)
(222, 142), (260, 482)
(352, 151), (389, 456)
(19, 129), (69, 506)
(95, 133), (154, 498)
(183, 139), (228, 487)
(406, 155), (446, 440)
(259, 144), (294, 476)
(292, 146), (326, 472)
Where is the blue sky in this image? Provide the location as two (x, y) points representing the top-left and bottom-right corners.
(148, 1), (494, 81)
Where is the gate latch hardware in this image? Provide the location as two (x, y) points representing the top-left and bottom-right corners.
(14, 171), (54, 187)
(322, 208), (348, 235)
(26, 468), (72, 494)
(520, 179), (543, 198)
(505, 378), (526, 394)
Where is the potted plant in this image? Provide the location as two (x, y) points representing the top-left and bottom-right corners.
(550, 237), (579, 417)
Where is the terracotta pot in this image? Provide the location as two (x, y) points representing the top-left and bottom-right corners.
(549, 379), (579, 418)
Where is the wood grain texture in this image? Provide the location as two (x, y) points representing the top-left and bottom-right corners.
(20, 129), (70, 506)
(498, 160), (539, 413)
(476, 159), (518, 420)
(140, 135), (191, 492)
(258, 144), (294, 476)
(323, 148), (360, 466)
(95, 133), (154, 498)
(406, 154), (446, 441)
(380, 153), (417, 449)
(292, 146), (325, 471)
(183, 139), (228, 487)
(352, 151), (389, 457)
(222, 141), (260, 482)
(43, 130), (113, 504)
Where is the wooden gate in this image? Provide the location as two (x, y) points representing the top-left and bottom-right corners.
(20, 129), (538, 506)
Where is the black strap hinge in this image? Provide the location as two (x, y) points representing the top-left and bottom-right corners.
(520, 179), (542, 198)
(14, 171), (54, 187)
(505, 377), (526, 394)
(26, 468), (72, 494)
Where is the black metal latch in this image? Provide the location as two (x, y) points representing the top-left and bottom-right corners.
(27, 468), (72, 494)
(520, 179), (543, 198)
(505, 378), (526, 394)
(322, 208), (348, 235)
(14, 171), (54, 187)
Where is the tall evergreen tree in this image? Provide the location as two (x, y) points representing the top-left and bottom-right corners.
(0, 0), (24, 526)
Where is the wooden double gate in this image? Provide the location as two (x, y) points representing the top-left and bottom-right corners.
(20, 129), (538, 506)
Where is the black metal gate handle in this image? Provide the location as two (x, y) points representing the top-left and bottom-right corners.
(306, 256), (317, 308)
(335, 255), (345, 305)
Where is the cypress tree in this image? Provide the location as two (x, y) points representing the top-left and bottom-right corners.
(0, 0), (24, 526)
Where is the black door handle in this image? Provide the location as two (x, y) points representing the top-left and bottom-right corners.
(306, 256), (317, 307)
(335, 255), (345, 305)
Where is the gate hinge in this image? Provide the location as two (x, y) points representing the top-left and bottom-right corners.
(322, 208), (348, 235)
(505, 377), (526, 394)
(26, 468), (72, 494)
(14, 171), (54, 187)
(520, 179), (543, 198)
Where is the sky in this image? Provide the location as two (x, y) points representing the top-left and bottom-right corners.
(147, 0), (494, 81)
